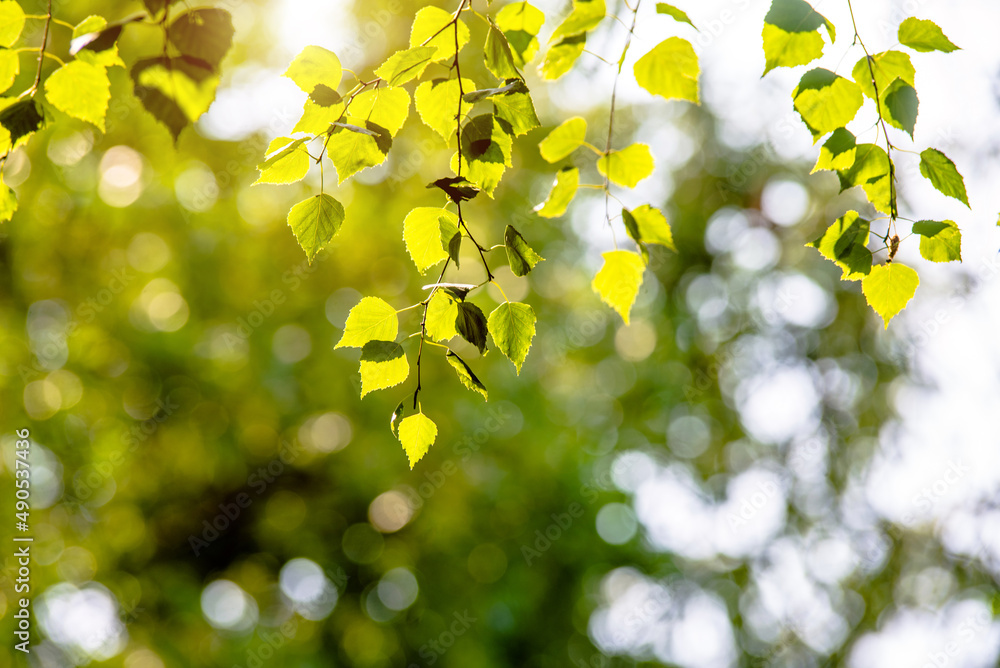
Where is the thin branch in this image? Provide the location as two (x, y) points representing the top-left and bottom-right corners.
(30, 0), (53, 93)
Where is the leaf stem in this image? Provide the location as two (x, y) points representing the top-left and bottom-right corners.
(30, 0), (53, 94)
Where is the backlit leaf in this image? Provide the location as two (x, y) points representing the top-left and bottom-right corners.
(285, 45), (342, 95)
(495, 1), (544, 66)
(807, 210), (872, 281)
(898, 17), (959, 53)
(336, 297), (399, 349)
(550, 0), (605, 42)
(410, 6), (470, 63)
(446, 351), (488, 400)
(491, 80), (539, 136)
(327, 119), (391, 182)
(453, 114), (514, 196)
(851, 50), (914, 100)
(912, 219), (962, 263)
(0, 174), (16, 222)
(487, 301), (536, 374)
(597, 143), (654, 188)
(375, 47), (436, 86)
(403, 207), (460, 274)
(792, 68), (863, 140)
(397, 412), (437, 468)
(633, 37), (699, 104)
(812, 128), (856, 173)
(286, 193), (345, 263)
(255, 137), (310, 185)
(425, 289), (460, 342)
(0, 1), (24, 48)
(656, 3), (696, 29)
(457, 301), (489, 354)
(504, 225), (544, 276)
(415, 77), (476, 141)
(539, 116), (587, 163)
(349, 87), (411, 136)
(535, 167), (579, 218)
(359, 340), (409, 397)
(539, 34), (585, 80)
(862, 263), (919, 329)
(592, 250), (645, 324)
(881, 77), (918, 138)
(45, 61), (111, 131)
(0, 48), (18, 94)
(485, 23), (520, 80)
(918, 148), (969, 207)
(167, 8), (233, 70)
(837, 143), (894, 216)
(624, 204), (675, 251)
(761, 0), (835, 75)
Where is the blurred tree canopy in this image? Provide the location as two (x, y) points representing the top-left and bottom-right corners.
(0, 1), (996, 667)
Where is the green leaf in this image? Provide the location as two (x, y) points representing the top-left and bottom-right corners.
(132, 56), (219, 140)
(456, 301), (489, 354)
(72, 15), (107, 40)
(539, 34), (586, 80)
(446, 351), (488, 400)
(327, 119), (391, 182)
(167, 8), (233, 70)
(397, 412), (437, 469)
(792, 68), (863, 140)
(293, 97), (345, 134)
(551, 0), (605, 42)
(837, 143), (894, 216)
(487, 301), (536, 374)
(390, 400), (411, 439)
(656, 3), (696, 28)
(310, 84), (342, 106)
(254, 137), (310, 185)
(504, 225), (544, 276)
(535, 167), (579, 218)
(912, 220), (962, 263)
(375, 47), (436, 87)
(410, 6), (470, 63)
(919, 148), (969, 207)
(633, 37), (700, 104)
(349, 87), (411, 136)
(597, 143), (654, 188)
(812, 128), (856, 173)
(0, 98), (41, 147)
(0, 1), (25, 48)
(495, 1), (545, 67)
(0, 174), (16, 223)
(491, 80), (539, 136)
(806, 210), (872, 281)
(76, 44), (126, 69)
(881, 77), (918, 138)
(453, 114), (514, 196)
(336, 297), (399, 349)
(851, 51), (914, 100)
(624, 204), (675, 251)
(0, 48), (19, 94)
(898, 17), (959, 53)
(286, 193), (345, 263)
(485, 23), (520, 80)
(862, 263), (919, 329)
(761, 0), (835, 75)
(428, 176), (480, 203)
(425, 289), (460, 342)
(592, 250), (645, 324)
(44, 61), (111, 131)
(415, 77), (476, 141)
(359, 341), (409, 398)
(403, 207), (460, 274)
(539, 117), (587, 163)
(285, 45), (343, 96)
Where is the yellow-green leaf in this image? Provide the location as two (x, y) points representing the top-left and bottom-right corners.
(851, 50), (914, 100)
(837, 144), (894, 216)
(550, 0), (605, 42)
(0, 1), (24, 48)
(403, 207), (459, 274)
(453, 114), (513, 196)
(792, 68), (863, 140)
(255, 137), (310, 185)
(327, 119), (391, 183)
(425, 289), (460, 342)
(633, 37), (699, 104)
(375, 47), (436, 87)
(359, 340), (409, 397)
(446, 351), (487, 400)
(912, 220), (961, 263)
(285, 45), (342, 96)
(397, 412), (437, 468)
(624, 204), (675, 251)
(897, 17), (959, 53)
(539, 35), (585, 80)
(535, 167), (579, 218)
(919, 148), (969, 207)
(761, 0), (835, 75)
(881, 77), (918, 138)
(415, 77), (475, 141)
(807, 210), (872, 281)
(349, 87), (411, 136)
(539, 116), (586, 163)
(485, 23), (520, 80)
(45, 61), (111, 131)
(0, 174), (16, 223)
(812, 128), (856, 173)
(592, 250), (645, 324)
(336, 297), (399, 349)
(286, 193), (345, 263)
(656, 3), (696, 29)
(495, 1), (545, 67)
(487, 301), (536, 374)
(410, 6), (469, 63)
(504, 225), (544, 276)
(0, 48), (18, 94)
(862, 263), (919, 328)
(597, 143), (654, 188)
